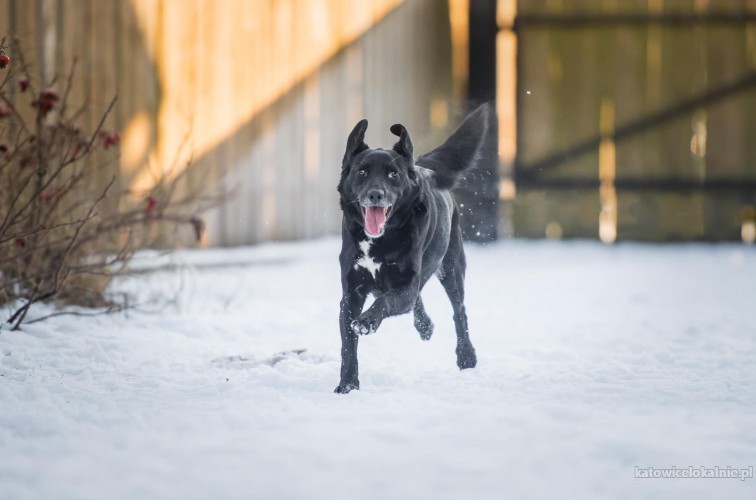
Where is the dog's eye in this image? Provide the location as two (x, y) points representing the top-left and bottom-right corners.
(356, 169), (367, 177)
(387, 171), (398, 180)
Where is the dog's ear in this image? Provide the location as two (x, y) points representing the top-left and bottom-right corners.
(343, 119), (369, 164)
(390, 123), (413, 158)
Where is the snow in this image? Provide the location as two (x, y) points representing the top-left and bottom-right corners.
(1, 238), (755, 500)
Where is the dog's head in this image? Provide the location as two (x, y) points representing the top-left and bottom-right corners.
(338, 120), (417, 238)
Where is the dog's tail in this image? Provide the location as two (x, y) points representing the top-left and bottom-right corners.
(415, 102), (497, 190)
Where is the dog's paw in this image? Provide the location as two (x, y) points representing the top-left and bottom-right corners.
(351, 314), (381, 335)
(334, 382), (359, 394)
(456, 344), (477, 370)
(414, 316), (434, 341)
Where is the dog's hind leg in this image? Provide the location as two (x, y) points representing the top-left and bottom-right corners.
(413, 296), (434, 341)
(439, 217), (477, 370)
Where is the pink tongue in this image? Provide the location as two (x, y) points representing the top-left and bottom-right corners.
(364, 207), (387, 235)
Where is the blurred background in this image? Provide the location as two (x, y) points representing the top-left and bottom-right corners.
(2, 0), (755, 245)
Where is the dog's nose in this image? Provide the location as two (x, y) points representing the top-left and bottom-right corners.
(367, 188), (385, 205)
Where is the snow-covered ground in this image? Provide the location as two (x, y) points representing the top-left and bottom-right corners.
(1, 238), (755, 500)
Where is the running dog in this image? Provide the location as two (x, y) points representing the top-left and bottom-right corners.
(335, 104), (495, 393)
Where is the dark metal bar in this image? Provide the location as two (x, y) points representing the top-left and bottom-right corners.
(468, 0), (498, 106)
(513, 17), (524, 185)
(515, 71), (756, 178)
(460, 0), (498, 242)
(516, 176), (756, 193)
(506, 12), (756, 31)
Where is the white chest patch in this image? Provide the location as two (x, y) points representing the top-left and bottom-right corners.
(354, 239), (381, 279)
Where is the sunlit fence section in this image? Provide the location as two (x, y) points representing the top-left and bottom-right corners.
(0, 0), (458, 246)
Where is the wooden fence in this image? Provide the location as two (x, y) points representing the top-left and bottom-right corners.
(10, 0), (748, 243)
(0, 0), (457, 246)
(507, 0), (756, 241)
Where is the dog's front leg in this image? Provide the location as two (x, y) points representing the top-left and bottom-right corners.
(351, 280), (419, 335)
(335, 291), (366, 393)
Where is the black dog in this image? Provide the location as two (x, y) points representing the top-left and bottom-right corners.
(335, 104), (494, 393)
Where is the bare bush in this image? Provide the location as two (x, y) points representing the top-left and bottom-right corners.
(0, 39), (224, 330)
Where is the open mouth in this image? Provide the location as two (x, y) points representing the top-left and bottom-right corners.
(361, 205), (392, 237)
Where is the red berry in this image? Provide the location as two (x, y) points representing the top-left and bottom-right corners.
(14, 237), (26, 247)
(34, 91), (57, 117)
(145, 196), (157, 213)
(18, 76), (29, 92)
(0, 54), (10, 69)
(41, 87), (59, 101)
(0, 105), (10, 118)
(38, 100), (53, 116)
(103, 132), (120, 150)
